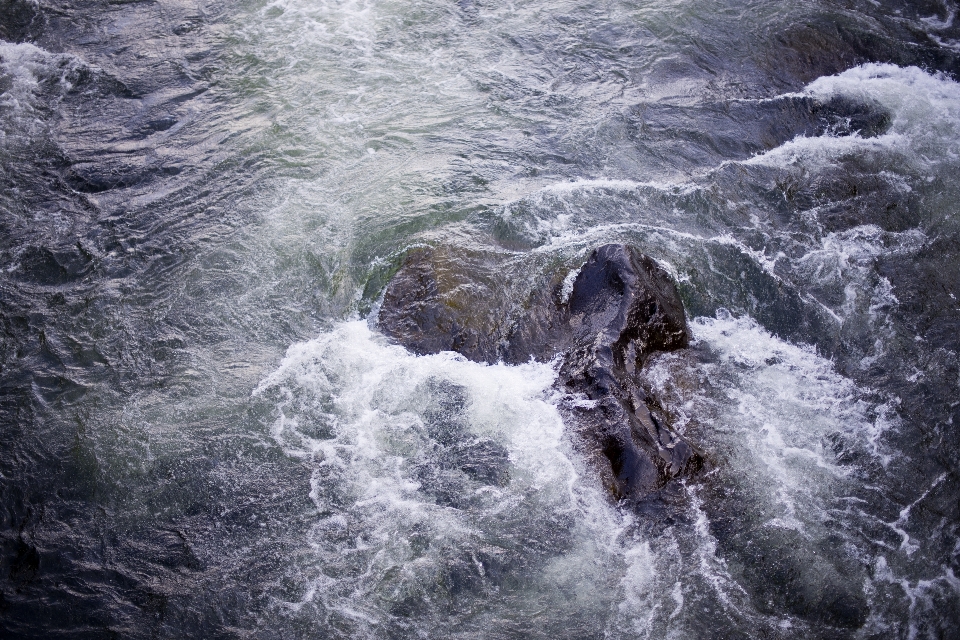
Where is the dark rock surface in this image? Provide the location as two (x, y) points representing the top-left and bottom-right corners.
(378, 243), (703, 501)
(377, 246), (510, 364)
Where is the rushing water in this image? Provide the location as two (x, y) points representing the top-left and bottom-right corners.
(2, 0), (960, 637)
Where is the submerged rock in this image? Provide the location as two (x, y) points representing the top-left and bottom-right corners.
(378, 243), (703, 501)
(411, 377), (511, 509)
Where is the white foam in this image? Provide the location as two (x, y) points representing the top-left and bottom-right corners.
(783, 224), (926, 371)
(614, 540), (661, 636)
(684, 488), (754, 620)
(559, 265), (581, 303)
(746, 63), (960, 171)
(537, 178), (699, 197)
(646, 312), (895, 535)
(491, 177), (702, 246)
(254, 321), (654, 630)
(919, 6), (957, 30)
(712, 233), (784, 280)
(0, 41), (86, 144)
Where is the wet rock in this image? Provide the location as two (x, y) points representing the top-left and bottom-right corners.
(565, 245), (689, 364)
(379, 243), (703, 501)
(551, 246), (699, 498)
(378, 246), (510, 364)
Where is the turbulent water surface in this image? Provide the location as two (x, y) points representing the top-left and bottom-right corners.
(2, 0), (960, 637)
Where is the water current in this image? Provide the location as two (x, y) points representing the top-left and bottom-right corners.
(2, 0), (960, 637)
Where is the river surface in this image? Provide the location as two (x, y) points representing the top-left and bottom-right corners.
(2, 0), (960, 638)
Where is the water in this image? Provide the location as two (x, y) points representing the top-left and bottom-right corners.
(2, 0), (959, 637)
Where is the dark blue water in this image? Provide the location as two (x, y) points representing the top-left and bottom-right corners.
(2, 0), (960, 637)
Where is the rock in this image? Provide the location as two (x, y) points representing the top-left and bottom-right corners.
(378, 246), (510, 364)
(553, 246), (699, 498)
(565, 244), (689, 366)
(378, 243), (703, 501)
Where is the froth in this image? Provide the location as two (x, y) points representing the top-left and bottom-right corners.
(0, 41), (86, 144)
(645, 311), (894, 542)
(253, 321), (654, 634)
(692, 311), (891, 466)
(747, 63), (960, 171)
